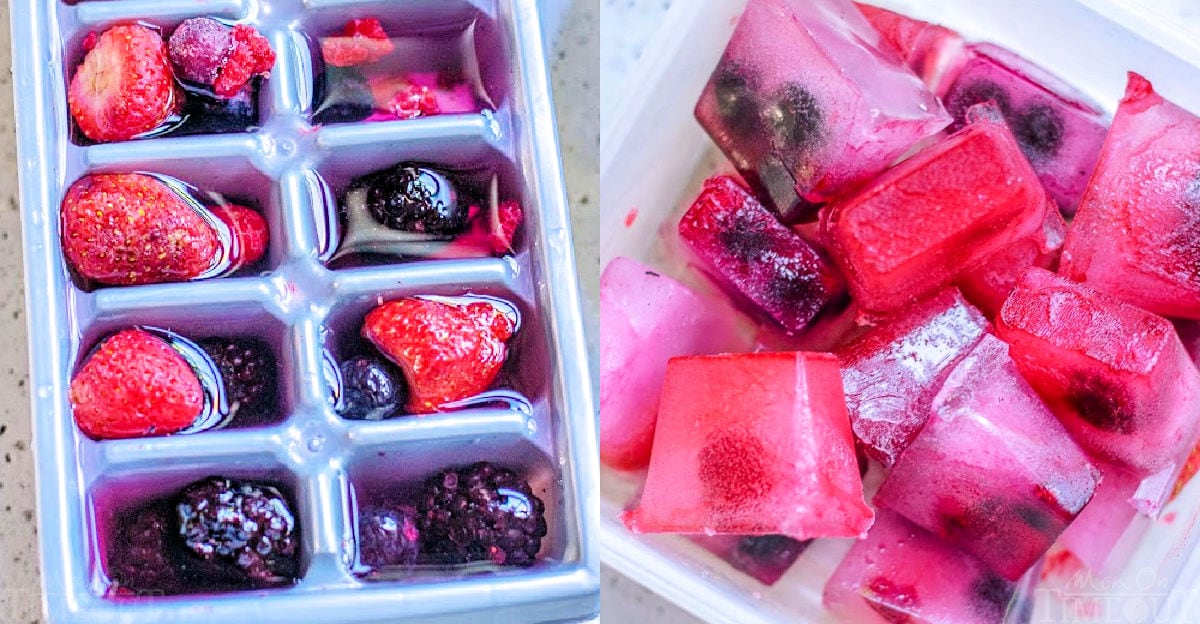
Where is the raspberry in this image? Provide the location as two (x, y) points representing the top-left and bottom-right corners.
(168, 17), (234, 85)
(212, 25), (275, 97)
(391, 85), (440, 120)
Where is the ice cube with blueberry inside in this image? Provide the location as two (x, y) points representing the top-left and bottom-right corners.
(874, 334), (1099, 580)
(836, 288), (988, 467)
(854, 3), (965, 93)
(957, 192), (1067, 317)
(824, 509), (1018, 624)
(689, 534), (810, 586)
(1059, 73), (1200, 318)
(821, 109), (1048, 315)
(941, 44), (1109, 214)
(694, 0), (950, 222)
(678, 175), (845, 334)
(622, 352), (873, 539)
(599, 256), (749, 471)
(995, 267), (1200, 477)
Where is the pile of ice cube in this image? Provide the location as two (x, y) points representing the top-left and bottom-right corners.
(600, 0), (1200, 621)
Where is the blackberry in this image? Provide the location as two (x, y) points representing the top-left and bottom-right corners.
(712, 65), (763, 137)
(946, 80), (1012, 129)
(1012, 103), (1065, 158)
(313, 67), (375, 124)
(970, 572), (1014, 620)
(730, 535), (809, 585)
(417, 462), (547, 567)
(338, 356), (406, 420)
(358, 504), (420, 568)
(176, 477), (298, 585)
(349, 164), (467, 235)
(763, 83), (823, 152)
(108, 506), (182, 595)
(199, 338), (277, 423)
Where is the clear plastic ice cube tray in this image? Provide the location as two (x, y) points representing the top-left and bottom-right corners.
(600, 0), (1200, 622)
(10, 0), (598, 622)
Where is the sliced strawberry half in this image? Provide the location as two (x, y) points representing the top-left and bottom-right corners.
(68, 24), (178, 142)
(321, 18), (395, 67)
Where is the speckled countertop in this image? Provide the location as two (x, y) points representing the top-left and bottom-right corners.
(0, 1), (596, 622)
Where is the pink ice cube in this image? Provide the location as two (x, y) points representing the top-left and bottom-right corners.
(824, 509), (1017, 624)
(874, 334), (1099, 580)
(821, 111), (1048, 314)
(1056, 461), (1140, 572)
(995, 267), (1200, 477)
(957, 194), (1067, 317)
(678, 176), (845, 334)
(854, 3), (965, 93)
(689, 534), (809, 586)
(622, 352), (874, 539)
(695, 0), (949, 221)
(941, 44), (1109, 214)
(836, 289), (988, 467)
(599, 257), (747, 471)
(1059, 73), (1200, 318)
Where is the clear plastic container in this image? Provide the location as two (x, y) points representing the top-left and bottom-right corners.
(599, 1), (1200, 622)
(10, 0), (599, 622)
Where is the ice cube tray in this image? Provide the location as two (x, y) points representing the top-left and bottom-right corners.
(600, 0), (1200, 622)
(10, 1), (598, 622)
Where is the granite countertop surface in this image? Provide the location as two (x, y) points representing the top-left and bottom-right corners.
(0, 0), (596, 621)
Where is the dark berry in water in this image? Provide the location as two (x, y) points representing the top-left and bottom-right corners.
(713, 65), (763, 137)
(946, 80), (1013, 129)
(359, 504), (420, 568)
(349, 164), (467, 235)
(199, 338), (277, 423)
(763, 83), (823, 152)
(109, 507), (182, 595)
(180, 85), (259, 135)
(970, 572), (1014, 620)
(313, 66), (375, 124)
(176, 477), (298, 585)
(1012, 103), (1065, 158)
(417, 462), (547, 567)
(729, 535), (809, 585)
(338, 356), (405, 420)
(1068, 373), (1134, 434)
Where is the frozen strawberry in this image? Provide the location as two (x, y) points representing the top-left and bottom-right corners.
(61, 174), (220, 286)
(209, 204), (269, 268)
(447, 201), (524, 256)
(391, 84), (440, 120)
(362, 298), (515, 413)
(68, 24), (178, 142)
(169, 17), (235, 85)
(212, 25), (275, 97)
(321, 18), (395, 67)
(70, 329), (204, 439)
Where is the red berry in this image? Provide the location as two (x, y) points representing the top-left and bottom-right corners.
(61, 174), (220, 286)
(390, 85), (440, 120)
(82, 31), (98, 52)
(213, 25), (275, 97)
(210, 204), (269, 269)
(362, 298), (515, 413)
(68, 24), (178, 142)
(70, 329), (204, 439)
(321, 18), (394, 67)
(168, 17), (235, 85)
(490, 200), (523, 254)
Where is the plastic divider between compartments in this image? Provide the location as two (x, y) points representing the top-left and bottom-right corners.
(70, 0), (251, 26)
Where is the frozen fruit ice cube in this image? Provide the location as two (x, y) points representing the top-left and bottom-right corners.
(836, 289), (988, 467)
(854, 3), (965, 93)
(874, 334), (1099, 580)
(622, 352), (873, 539)
(1059, 73), (1200, 318)
(942, 44), (1109, 214)
(694, 0), (949, 221)
(678, 176), (844, 334)
(957, 194), (1067, 317)
(995, 267), (1200, 476)
(600, 257), (748, 470)
(821, 112), (1048, 314)
(824, 509), (1018, 624)
(1056, 461), (1139, 572)
(689, 534), (809, 586)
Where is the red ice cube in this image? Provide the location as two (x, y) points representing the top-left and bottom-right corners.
(678, 176), (845, 334)
(995, 267), (1200, 477)
(821, 112), (1048, 314)
(854, 3), (965, 93)
(622, 352), (873, 539)
(836, 289), (988, 467)
(1059, 73), (1200, 318)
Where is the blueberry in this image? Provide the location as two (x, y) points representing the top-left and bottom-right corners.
(179, 85), (259, 135)
(729, 535), (809, 585)
(313, 67), (375, 124)
(762, 83), (823, 152)
(416, 462), (547, 567)
(1067, 374), (1134, 434)
(712, 65), (763, 137)
(969, 572), (1014, 621)
(176, 477), (298, 585)
(946, 80), (1012, 128)
(359, 504), (420, 568)
(198, 338), (277, 424)
(348, 163), (467, 235)
(1012, 103), (1065, 158)
(338, 356), (405, 420)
